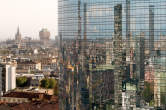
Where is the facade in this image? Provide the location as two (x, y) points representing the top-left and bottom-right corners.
(59, 0), (166, 109)
(135, 33), (145, 81)
(0, 64), (16, 95)
(16, 60), (41, 72)
(154, 56), (166, 107)
(122, 79), (137, 110)
(0, 97), (29, 104)
(113, 4), (123, 109)
(149, 5), (154, 57)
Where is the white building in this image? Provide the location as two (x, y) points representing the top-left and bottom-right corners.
(122, 80), (137, 110)
(6, 65), (16, 92)
(0, 64), (16, 95)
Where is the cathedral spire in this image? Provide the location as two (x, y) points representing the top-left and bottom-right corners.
(15, 26), (22, 42)
(17, 26), (20, 35)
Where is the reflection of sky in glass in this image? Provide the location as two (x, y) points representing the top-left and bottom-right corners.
(59, 0), (166, 39)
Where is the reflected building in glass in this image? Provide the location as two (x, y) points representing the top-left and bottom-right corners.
(58, 0), (166, 109)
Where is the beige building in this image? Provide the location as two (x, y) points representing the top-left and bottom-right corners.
(16, 60), (41, 74)
(39, 28), (50, 46)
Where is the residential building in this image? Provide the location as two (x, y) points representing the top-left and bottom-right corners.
(0, 63), (16, 95)
(16, 60), (41, 74)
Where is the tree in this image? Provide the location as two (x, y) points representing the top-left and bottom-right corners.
(40, 78), (49, 88)
(16, 77), (28, 87)
(49, 78), (56, 89)
(142, 82), (154, 103)
(40, 78), (57, 89)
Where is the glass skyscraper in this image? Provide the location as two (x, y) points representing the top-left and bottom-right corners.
(58, 0), (166, 109)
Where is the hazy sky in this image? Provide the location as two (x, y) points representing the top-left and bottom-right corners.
(0, 0), (58, 41)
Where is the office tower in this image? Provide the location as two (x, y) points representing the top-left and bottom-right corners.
(149, 5), (154, 57)
(126, 0), (131, 64)
(139, 35), (145, 81)
(113, 4), (123, 109)
(0, 64), (16, 95)
(126, 0), (130, 43)
(126, 0), (134, 79)
(135, 32), (145, 81)
(58, 0), (166, 109)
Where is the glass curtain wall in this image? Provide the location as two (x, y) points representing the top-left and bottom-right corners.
(58, 0), (166, 109)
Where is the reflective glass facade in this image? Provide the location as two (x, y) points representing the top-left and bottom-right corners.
(59, 0), (166, 39)
(59, 0), (166, 109)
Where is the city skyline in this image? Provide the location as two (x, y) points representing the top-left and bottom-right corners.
(0, 0), (58, 41)
(0, 0), (166, 109)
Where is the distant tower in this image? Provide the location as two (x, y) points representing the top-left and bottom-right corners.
(136, 32), (145, 81)
(39, 28), (50, 46)
(126, 0), (131, 52)
(113, 4), (123, 109)
(15, 27), (22, 43)
(149, 5), (154, 57)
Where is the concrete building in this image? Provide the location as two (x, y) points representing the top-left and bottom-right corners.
(0, 64), (16, 95)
